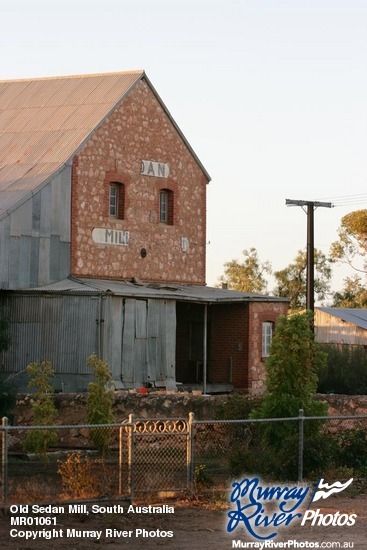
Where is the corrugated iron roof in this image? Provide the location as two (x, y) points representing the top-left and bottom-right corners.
(0, 71), (211, 219)
(317, 307), (367, 330)
(13, 277), (288, 304)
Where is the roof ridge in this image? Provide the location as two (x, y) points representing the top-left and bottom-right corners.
(0, 70), (144, 84)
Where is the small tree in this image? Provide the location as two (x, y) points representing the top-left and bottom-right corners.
(87, 355), (115, 454)
(330, 209), (367, 273)
(273, 249), (332, 311)
(24, 361), (58, 456)
(251, 312), (329, 478)
(332, 275), (367, 308)
(219, 247), (272, 293)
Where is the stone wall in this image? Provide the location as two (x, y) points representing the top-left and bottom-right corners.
(248, 301), (289, 394)
(13, 392), (228, 426)
(318, 394), (367, 416)
(11, 392), (367, 427)
(71, 79), (208, 284)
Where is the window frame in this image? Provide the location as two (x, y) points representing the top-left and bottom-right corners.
(159, 190), (168, 223)
(159, 188), (174, 225)
(109, 184), (119, 218)
(262, 321), (274, 358)
(109, 182), (125, 220)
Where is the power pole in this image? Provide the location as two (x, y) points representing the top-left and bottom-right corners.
(285, 199), (333, 312)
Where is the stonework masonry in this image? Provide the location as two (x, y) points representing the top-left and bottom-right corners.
(70, 79), (208, 284)
(12, 393), (367, 428)
(247, 301), (289, 394)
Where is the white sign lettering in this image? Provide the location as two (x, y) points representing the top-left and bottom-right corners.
(92, 228), (130, 246)
(141, 160), (170, 178)
(181, 237), (189, 252)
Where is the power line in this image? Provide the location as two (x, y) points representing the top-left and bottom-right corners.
(315, 193), (367, 207)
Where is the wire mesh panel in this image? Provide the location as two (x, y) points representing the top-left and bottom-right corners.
(129, 418), (189, 494)
(2, 423), (128, 505)
(2, 413), (367, 505)
(192, 418), (301, 489)
(303, 415), (367, 482)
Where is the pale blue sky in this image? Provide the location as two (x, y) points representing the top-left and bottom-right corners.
(2, 0), (367, 297)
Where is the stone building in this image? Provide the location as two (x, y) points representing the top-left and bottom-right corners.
(0, 71), (288, 393)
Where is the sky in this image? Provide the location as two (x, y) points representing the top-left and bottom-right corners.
(2, 0), (367, 299)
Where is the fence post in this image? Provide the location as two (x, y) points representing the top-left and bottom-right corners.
(187, 412), (195, 493)
(118, 424), (123, 496)
(127, 414), (134, 503)
(2, 416), (8, 505)
(298, 408), (304, 483)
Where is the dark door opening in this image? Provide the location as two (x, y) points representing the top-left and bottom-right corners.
(175, 302), (206, 383)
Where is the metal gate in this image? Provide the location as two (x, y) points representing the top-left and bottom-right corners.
(122, 413), (194, 501)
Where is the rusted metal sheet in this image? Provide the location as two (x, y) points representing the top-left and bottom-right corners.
(0, 165), (71, 289)
(0, 71), (143, 217)
(119, 298), (176, 387)
(2, 294), (98, 375)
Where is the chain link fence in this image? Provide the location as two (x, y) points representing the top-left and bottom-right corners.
(192, 413), (367, 493)
(1, 412), (367, 505)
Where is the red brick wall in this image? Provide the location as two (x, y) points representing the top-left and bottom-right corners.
(70, 79), (208, 284)
(208, 303), (250, 390)
(248, 301), (289, 393)
(208, 301), (288, 393)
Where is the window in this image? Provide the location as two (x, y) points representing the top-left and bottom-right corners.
(109, 183), (125, 219)
(159, 189), (174, 225)
(262, 322), (273, 358)
(159, 191), (168, 223)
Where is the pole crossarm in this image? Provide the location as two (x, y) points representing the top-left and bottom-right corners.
(285, 198), (332, 314)
(286, 199), (333, 209)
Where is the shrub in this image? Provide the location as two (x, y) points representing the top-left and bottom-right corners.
(251, 312), (328, 479)
(318, 345), (367, 395)
(215, 394), (262, 420)
(87, 355), (115, 454)
(57, 452), (111, 499)
(24, 361), (58, 456)
(194, 464), (213, 492)
(336, 429), (367, 471)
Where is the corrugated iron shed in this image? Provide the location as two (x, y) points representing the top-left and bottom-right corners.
(0, 71), (211, 220)
(316, 307), (367, 331)
(12, 277), (289, 304)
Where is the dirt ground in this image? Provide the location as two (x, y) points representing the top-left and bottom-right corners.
(0, 494), (366, 549)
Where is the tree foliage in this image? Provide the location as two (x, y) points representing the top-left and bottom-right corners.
(332, 275), (367, 308)
(318, 344), (367, 395)
(218, 247), (271, 293)
(330, 209), (367, 272)
(273, 249), (332, 311)
(251, 312), (328, 478)
(253, 312), (328, 422)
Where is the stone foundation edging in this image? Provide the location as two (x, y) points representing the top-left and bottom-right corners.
(10, 392), (367, 426)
